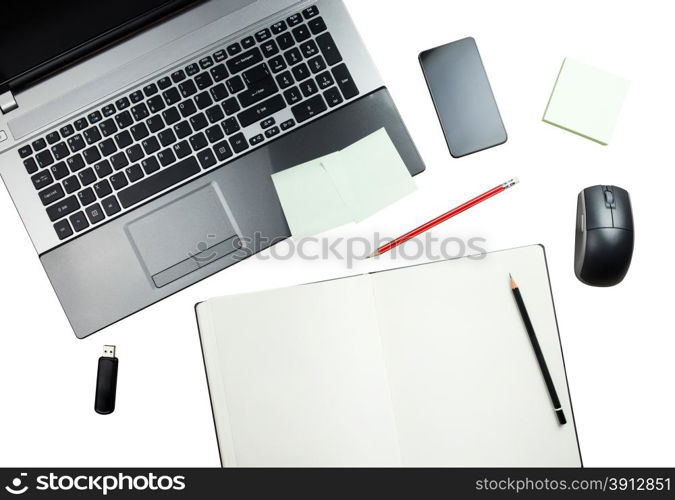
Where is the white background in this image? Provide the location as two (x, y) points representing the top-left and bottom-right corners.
(1, 0), (673, 467)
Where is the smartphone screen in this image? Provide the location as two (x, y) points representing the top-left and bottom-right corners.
(419, 37), (507, 158)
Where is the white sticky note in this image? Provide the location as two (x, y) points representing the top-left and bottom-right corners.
(323, 128), (417, 222)
(271, 129), (416, 237)
(543, 58), (629, 145)
(271, 154), (352, 238)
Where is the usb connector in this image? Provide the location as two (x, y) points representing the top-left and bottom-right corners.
(95, 346), (119, 414)
(102, 345), (116, 358)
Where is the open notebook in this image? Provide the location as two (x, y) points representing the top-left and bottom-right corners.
(196, 245), (581, 467)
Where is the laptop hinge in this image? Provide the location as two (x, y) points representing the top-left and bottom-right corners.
(0, 91), (18, 114)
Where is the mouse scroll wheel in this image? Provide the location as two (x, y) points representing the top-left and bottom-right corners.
(604, 190), (615, 208)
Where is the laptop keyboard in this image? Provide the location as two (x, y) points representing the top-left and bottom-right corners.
(17, 5), (360, 241)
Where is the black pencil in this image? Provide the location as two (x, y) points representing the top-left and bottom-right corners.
(510, 274), (567, 425)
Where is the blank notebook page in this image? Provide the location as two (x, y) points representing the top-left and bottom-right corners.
(197, 275), (401, 467)
(371, 246), (581, 466)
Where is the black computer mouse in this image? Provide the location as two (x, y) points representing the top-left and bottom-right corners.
(575, 185), (634, 287)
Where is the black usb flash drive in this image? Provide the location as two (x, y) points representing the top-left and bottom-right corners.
(95, 345), (118, 415)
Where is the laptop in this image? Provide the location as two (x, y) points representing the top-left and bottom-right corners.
(0, 0), (425, 338)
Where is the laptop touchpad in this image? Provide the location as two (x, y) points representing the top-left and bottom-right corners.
(126, 183), (242, 288)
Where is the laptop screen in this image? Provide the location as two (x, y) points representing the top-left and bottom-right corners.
(0, 0), (203, 94)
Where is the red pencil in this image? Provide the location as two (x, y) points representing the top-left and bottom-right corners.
(368, 178), (519, 258)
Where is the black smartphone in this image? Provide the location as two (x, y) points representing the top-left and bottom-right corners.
(419, 37), (507, 158)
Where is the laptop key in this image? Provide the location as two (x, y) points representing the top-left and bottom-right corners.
(51, 142), (70, 160)
(126, 144), (144, 163)
(157, 148), (176, 167)
(160, 128), (179, 145)
(110, 172), (128, 190)
(190, 113), (209, 131)
(271, 20), (287, 34)
(277, 32), (295, 51)
(250, 134), (264, 146)
(189, 132), (208, 151)
(130, 91), (144, 103)
(146, 95), (165, 114)
(46, 132), (60, 145)
(291, 94), (327, 123)
(24, 157), (38, 174)
(280, 119), (295, 131)
(115, 97), (130, 111)
(199, 56), (214, 70)
(141, 156), (160, 175)
(173, 140), (191, 159)
(143, 83), (158, 97)
(39, 184), (65, 206)
(265, 126), (280, 139)
(31, 170), (53, 190)
(19, 145), (33, 158)
(163, 88), (181, 106)
(83, 126), (101, 145)
(332, 64), (359, 99)
(241, 36), (255, 49)
(125, 164), (144, 183)
(308, 16), (327, 34)
(316, 70), (334, 89)
(63, 176), (81, 194)
(317, 33), (343, 66)
(94, 159), (112, 178)
(67, 134), (86, 153)
(78, 167), (96, 186)
(171, 69), (186, 83)
(213, 140), (233, 161)
(60, 124), (75, 137)
(157, 77), (172, 90)
(98, 137), (117, 156)
(88, 111), (103, 124)
(292, 63), (310, 82)
(162, 107), (180, 126)
(237, 94), (286, 127)
(221, 97), (241, 116)
(110, 152), (129, 171)
(73, 188), (93, 208)
(226, 47), (263, 75)
(229, 133), (248, 153)
(54, 219), (73, 240)
(32, 138), (47, 151)
(238, 78), (278, 108)
(74, 118), (88, 131)
(178, 99), (197, 118)
(284, 86), (302, 105)
(276, 71), (294, 89)
(194, 92), (213, 110)
(324, 86), (343, 107)
(287, 13), (302, 26)
(308, 55), (326, 74)
(179, 80), (198, 98)
(285, 48), (302, 66)
(102, 104), (117, 117)
(205, 105), (224, 124)
(115, 111), (134, 129)
(300, 40), (319, 58)
(94, 179), (112, 198)
(255, 28), (271, 43)
(300, 79), (319, 98)
(292, 25), (311, 43)
(222, 117), (240, 136)
(130, 123), (149, 141)
(261, 40), (279, 58)
(196, 149), (217, 169)
(210, 83), (228, 102)
(269, 56), (287, 73)
(142, 136), (160, 155)
(146, 115), (165, 133)
(36, 149), (55, 168)
(303, 6), (320, 19)
(115, 130), (133, 149)
(86, 203), (105, 224)
(102, 196), (121, 216)
(99, 118), (118, 137)
(195, 72), (213, 90)
(67, 154), (86, 172)
(213, 49), (226, 62)
(226, 76), (245, 94)
(70, 212), (89, 233)
(46, 195), (79, 221)
(185, 63), (199, 77)
(205, 125), (224, 143)
(210, 64), (228, 82)
(51, 161), (69, 180)
(131, 103), (150, 121)
(227, 43), (242, 56)
(117, 156), (200, 209)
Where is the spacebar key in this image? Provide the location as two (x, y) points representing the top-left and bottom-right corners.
(118, 157), (200, 209)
